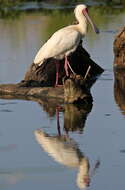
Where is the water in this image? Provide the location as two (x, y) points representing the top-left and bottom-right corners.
(0, 3), (125, 190)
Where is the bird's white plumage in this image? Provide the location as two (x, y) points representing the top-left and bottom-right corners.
(34, 26), (82, 65)
(33, 4), (89, 65)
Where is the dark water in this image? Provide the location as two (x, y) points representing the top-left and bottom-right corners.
(0, 3), (125, 190)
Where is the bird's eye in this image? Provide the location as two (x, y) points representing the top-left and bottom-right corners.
(85, 8), (88, 13)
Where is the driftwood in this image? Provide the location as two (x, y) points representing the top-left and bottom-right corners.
(114, 26), (125, 67)
(0, 42), (104, 103)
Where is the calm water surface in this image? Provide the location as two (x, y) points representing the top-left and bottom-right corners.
(0, 5), (125, 190)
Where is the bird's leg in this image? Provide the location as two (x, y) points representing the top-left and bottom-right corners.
(64, 56), (69, 76)
(64, 56), (76, 76)
(55, 62), (60, 86)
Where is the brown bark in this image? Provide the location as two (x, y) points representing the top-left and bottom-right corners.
(114, 68), (125, 114)
(114, 26), (125, 67)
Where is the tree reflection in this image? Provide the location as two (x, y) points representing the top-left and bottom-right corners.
(114, 68), (125, 114)
(0, 0), (125, 19)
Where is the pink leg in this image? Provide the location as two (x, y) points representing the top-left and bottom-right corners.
(64, 56), (69, 76)
(55, 62), (60, 86)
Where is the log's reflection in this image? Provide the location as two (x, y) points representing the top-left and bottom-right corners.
(0, 85), (92, 132)
(114, 68), (125, 114)
(37, 90), (93, 133)
(35, 129), (99, 189)
(64, 103), (92, 134)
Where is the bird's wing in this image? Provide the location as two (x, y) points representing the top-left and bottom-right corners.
(34, 27), (81, 64)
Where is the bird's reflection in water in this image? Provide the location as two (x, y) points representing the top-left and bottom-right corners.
(114, 68), (125, 114)
(35, 129), (90, 189)
(35, 101), (100, 189)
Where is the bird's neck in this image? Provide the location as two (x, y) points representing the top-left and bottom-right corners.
(76, 15), (87, 36)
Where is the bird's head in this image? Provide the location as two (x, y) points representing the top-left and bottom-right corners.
(74, 4), (99, 34)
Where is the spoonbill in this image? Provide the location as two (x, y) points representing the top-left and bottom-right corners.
(33, 4), (99, 86)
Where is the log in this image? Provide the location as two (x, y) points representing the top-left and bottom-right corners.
(0, 75), (93, 104)
(0, 43), (104, 103)
(0, 83), (64, 101)
(63, 74), (93, 103)
(114, 26), (125, 67)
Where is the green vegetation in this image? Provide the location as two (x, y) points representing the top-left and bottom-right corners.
(0, 0), (20, 18)
(0, 0), (125, 18)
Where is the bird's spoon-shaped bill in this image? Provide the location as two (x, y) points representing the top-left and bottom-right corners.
(82, 8), (100, 34)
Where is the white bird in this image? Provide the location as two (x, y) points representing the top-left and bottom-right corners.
(33, 4), (99, 86)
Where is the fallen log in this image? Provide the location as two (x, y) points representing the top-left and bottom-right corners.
(114, 26), (125, 68)
(0, 42), (104, 103)
(0, 75), (93, 104)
